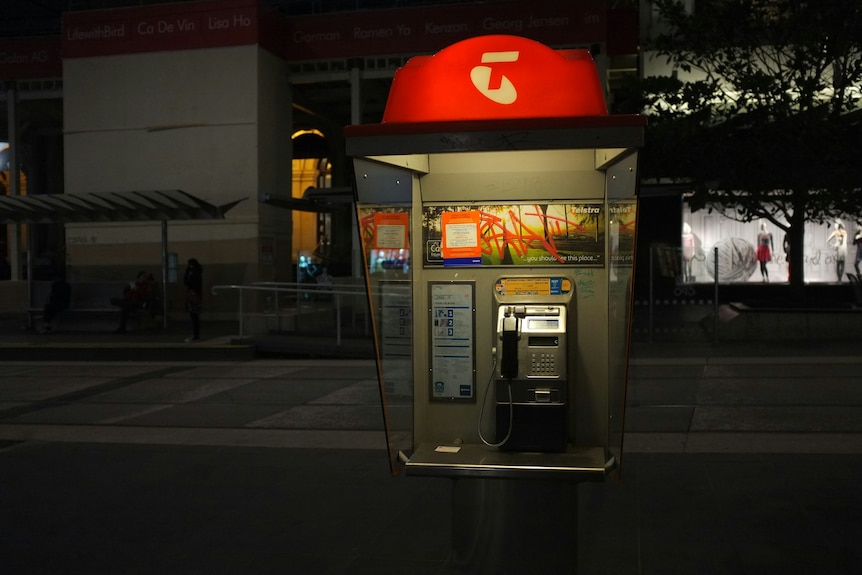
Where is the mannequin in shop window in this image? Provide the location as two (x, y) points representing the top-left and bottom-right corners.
(756, 222), (774, 282)
(681, 222), (695, 282)
(826, 221), (848, 282)
(853, 226), (862, 277)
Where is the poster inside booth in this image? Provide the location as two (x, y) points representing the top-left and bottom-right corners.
(424, 203), (606, 267)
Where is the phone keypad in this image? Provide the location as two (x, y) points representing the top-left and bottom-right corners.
(531, 352), (556, 375)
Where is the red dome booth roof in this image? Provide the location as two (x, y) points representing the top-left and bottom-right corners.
(345, 35), (646, 151)
(382, 35), (608, 124)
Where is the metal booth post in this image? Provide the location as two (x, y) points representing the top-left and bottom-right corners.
(346, 35), (646, 574)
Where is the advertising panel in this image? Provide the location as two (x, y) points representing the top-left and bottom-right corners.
(422, 202), (605, 267)
(284, 0), (605, 61)
(58, 0), (609, 62)
(62, 0), (260, 58)
(0, 36), (62, 79)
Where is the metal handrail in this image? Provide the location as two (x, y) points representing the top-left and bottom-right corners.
(211, 282), (369, 343)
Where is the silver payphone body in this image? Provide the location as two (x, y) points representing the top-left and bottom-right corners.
(493, 278), (574, 452)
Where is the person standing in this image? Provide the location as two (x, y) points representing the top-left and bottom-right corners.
(183, 258), (203, 342)
(113, 271), (158, 333)
(40, 273), (72, 333)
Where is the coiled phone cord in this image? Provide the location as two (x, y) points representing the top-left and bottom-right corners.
(478, 354), (514, 448)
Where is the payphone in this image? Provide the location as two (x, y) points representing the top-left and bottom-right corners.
(347, 32), (645, 575)
(481, 275), (575, 452)
(494, 303), (568, 452)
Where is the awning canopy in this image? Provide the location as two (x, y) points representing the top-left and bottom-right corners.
(260, 187), (353, 214)
(1, 189), (246, 330)
(0, 190), (245, 224)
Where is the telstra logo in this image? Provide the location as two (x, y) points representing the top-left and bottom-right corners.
(469, 51), (519, 105)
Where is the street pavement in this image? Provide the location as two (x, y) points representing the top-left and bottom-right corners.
(1, 319), (861, 574)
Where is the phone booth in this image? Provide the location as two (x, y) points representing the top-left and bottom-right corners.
(346, 35), (645, 574)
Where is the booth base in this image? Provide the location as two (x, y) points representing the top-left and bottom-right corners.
(405, 442), (613, 481)
(406, 443), (614, 574)
(451, 477), (578, 575)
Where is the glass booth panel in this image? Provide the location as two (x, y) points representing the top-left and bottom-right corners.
(357, 204), (414, 475)
(607, 198), (637, 471)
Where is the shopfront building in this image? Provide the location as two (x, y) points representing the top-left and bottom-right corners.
(1, 0), (636, 316)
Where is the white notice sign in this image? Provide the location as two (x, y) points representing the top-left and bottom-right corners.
(429, 282), (474, 400)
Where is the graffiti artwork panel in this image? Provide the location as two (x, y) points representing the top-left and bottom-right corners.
(422, 202), (605, 267)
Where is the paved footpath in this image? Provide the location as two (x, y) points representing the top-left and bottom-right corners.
(626, 341), (862, 454)
(1, 346), (861, 574)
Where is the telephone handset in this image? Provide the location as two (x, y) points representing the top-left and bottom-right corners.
(500, 310), (520, 379)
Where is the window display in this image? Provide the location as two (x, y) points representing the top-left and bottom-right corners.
(854, 228), (862, 276)
(682, 203), (862, 284)
(826, 221), (848, 282)
(681, 222), (696, 282)
(755, 222), (774, 283)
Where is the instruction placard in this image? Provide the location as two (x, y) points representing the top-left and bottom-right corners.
(429, 282), (475, 401)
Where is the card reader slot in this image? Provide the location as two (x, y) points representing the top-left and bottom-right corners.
(524, 306), (560, 316)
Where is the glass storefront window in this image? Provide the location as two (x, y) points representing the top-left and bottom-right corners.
(682, 202), (861, 283)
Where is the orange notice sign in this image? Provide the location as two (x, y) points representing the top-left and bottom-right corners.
(441, 211), (481, 260)
(373, 212), (409, 249)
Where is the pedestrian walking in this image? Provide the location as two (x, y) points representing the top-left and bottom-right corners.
(183, 258), (203, 342)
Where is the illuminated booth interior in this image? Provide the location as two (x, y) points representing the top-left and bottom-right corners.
(346, 35), (646, 572)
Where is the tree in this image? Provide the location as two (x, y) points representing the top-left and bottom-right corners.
(633, 0), (862, 294)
